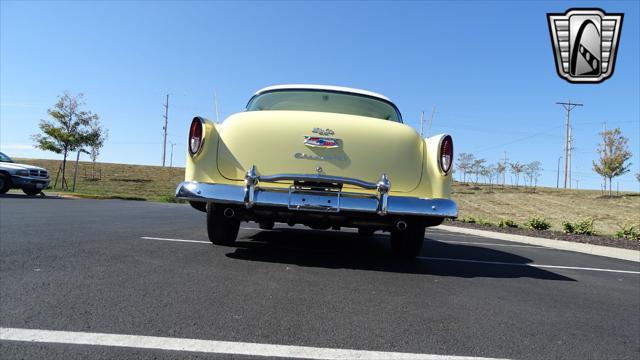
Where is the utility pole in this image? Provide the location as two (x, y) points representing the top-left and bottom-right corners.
(568, 126), (573, 189)
(556, 156), (562, 188)
(419, 111), (424, 137)
(162, 94), (169, 167)
(601, 121), (607, 192)
(556, 101), (583, 189)
(169, 142), (176, 168)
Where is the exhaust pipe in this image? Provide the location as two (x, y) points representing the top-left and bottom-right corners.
(395, 220), (408, 231)
(223, 208), (235, 218)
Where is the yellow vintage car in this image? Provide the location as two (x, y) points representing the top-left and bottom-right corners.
(176, 85), (457, 258)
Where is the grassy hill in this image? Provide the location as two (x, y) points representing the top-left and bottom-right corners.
(14, 158), (640, 236)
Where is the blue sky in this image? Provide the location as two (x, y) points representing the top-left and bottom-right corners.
(1, 0), (638, 190)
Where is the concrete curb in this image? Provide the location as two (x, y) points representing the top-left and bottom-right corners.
(434, 225), (640, 263)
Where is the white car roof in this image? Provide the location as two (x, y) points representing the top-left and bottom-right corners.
(254, 84), (393, 103)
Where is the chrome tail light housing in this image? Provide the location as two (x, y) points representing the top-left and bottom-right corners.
(188, 117), (205, 156)
(439, 135), (453, 174)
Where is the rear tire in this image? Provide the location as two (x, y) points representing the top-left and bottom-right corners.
(390, 223), (425, 259)
(206, 204), (240, 246)
(0, 174), (10, 194)
(22, 188), (41, 196)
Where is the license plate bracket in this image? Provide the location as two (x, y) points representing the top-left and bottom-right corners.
(288, 186), (341, 212)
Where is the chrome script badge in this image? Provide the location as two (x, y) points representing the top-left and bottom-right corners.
(303, 136), (339, 148)
(312, 128), (335, 136)
(547, 8), (623, 83)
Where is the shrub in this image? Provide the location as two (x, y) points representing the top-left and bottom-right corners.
(476, 218), (493, 227)
(562, 221), (575, 234)
(158, 195), (179, 203)
(498, 219), (519, 228)
(563, 217), (596, 235)
(460, 216), (476, 224)
(524, 216), (551, 231)
(615, 224), (640, 241)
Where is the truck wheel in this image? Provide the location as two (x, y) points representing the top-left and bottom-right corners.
(23, 188), (41, 196)
(0, 174), (10, 194)
(390, 223), (425, 259)
(206, 204), (239, 246)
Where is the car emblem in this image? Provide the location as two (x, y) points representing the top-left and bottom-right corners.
(304, 136), (339, 148)
(547, 8), (623, 83)
(312, 128), (335, 136)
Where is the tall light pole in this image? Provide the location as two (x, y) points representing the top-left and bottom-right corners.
(169, 142), (176, 168)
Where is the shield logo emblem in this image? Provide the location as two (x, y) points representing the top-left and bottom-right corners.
(547, 8), (623, 83)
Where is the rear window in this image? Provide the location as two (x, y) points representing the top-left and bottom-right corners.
(246, 90), (402, 122)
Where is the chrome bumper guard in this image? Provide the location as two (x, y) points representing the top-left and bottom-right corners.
(176, 166), (457, 218)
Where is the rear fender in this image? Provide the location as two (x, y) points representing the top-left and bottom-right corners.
(185, 117), (227, 184)
(422, 134), (453, 199)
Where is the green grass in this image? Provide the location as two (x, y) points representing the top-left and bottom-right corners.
(16, 158), (640, 236)
(16, 158), (183, 202)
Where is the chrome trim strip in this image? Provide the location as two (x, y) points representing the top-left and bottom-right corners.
(257, 173), (378, 190)
(176, 181), (458, 218)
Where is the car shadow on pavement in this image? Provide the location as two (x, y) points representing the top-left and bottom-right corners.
(0, 193), (63, 200)
(226, 228), (575, 281)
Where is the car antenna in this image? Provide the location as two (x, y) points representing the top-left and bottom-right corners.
(427, 105), (436, 137)
(214, 91), (220, 123)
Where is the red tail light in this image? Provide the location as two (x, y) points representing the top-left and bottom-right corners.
(188, 117), (204, 156)
(439, 135), (453, 174)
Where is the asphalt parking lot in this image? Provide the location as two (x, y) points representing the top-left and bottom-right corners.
(1, 196), (639, 359)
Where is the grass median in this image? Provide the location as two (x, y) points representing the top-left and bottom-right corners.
(17, 158), (639, 237)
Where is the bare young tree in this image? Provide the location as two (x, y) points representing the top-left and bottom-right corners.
(32, 92), (102, 190)
(525, 161), (542, 191)
(471, 158), (487, 184)
(510, 162), (524, 187)
(496, 162), (507, 187)
(456, 153), (475, 184)
(593, 128), (632, 196)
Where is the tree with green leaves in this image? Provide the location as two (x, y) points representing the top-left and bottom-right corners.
(593, 128), (632, 196)
(87, 120), (109, 179)
(32, 92), (103, 190)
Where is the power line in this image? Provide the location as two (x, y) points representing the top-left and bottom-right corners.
(473, 125), (564, 153)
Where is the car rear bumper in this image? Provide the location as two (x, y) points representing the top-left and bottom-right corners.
(175, 181), (458, 219)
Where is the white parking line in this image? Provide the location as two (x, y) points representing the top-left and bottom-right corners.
(0, 327), (507, 360)
(426, 240), (543, 249)
(140, 236), (209, 244)
(418, 256), (640, 275)
(140, 236), (639, 275)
